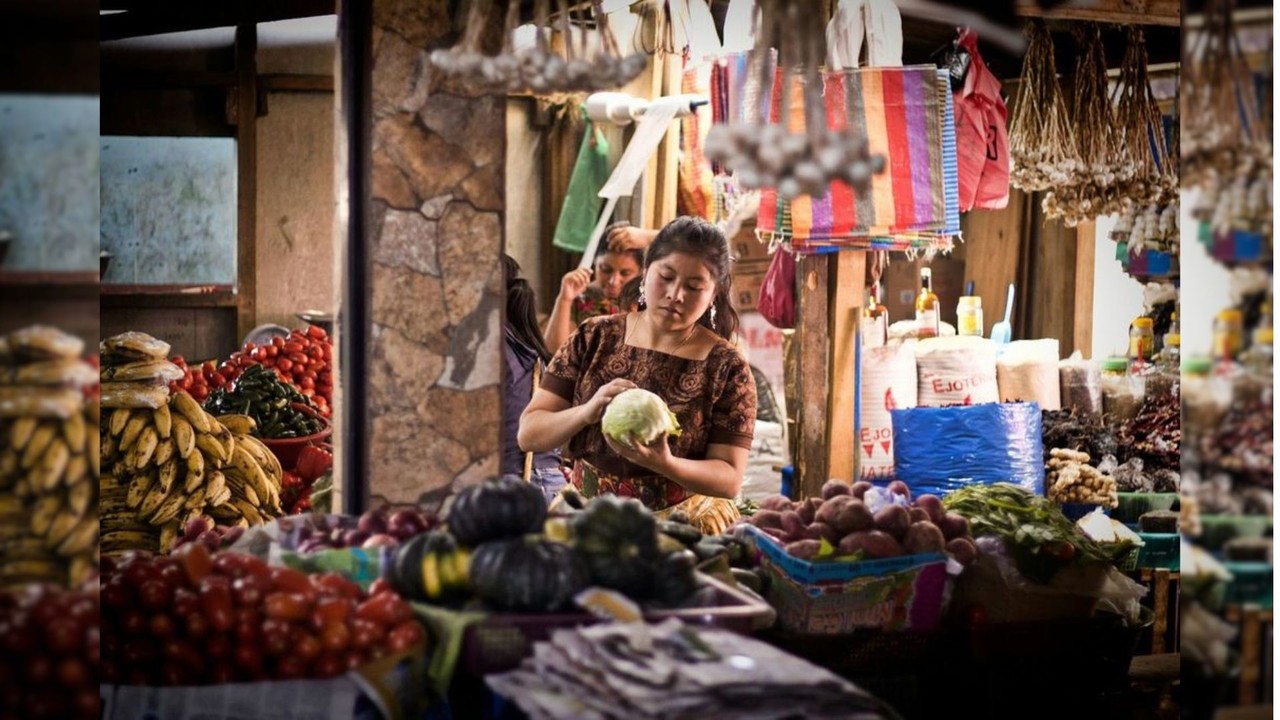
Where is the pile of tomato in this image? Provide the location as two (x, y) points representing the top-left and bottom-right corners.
(0, 583), (100, 718)
(169, 325), (333, 417)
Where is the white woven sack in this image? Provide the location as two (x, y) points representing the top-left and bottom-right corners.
(915, 336), (999, 407)
(859, 342), (917, 480)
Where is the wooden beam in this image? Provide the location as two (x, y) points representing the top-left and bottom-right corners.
(1014, 0), (1180, 27)
(794, 253), (831, 499)
(100, 289), (239, 309)
(1072, 221), (1096, 359)
(827, 251), (864, 483)
(234, 23), (258, 345)
(260, 73), (334, 93)
(652, 55), (683, 227)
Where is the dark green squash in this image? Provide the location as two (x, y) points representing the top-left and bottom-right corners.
(446, 476), (547, 546)
(470, 536), (589, 612)
(391, 530), (472, 604)
(652, 548), (699, 607)
(571, 496), (659, 599)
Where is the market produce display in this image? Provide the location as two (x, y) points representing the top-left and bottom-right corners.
(0, 326), (99, 589)
(745, 480), (978, 566)
(290, 506), (436, 552)
(943, 483), (1134, 584)
(169, 326), (333, 418)
(0, 582), (100, 718)
(1116, 395), (1180, 475)
(202, 365), (326, 439)
(1047, 448), (1118, 508)
(100, 545), (425, 686)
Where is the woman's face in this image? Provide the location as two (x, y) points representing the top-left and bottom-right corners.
(643, 252), (717, 331)
(593, 252), (640, 299)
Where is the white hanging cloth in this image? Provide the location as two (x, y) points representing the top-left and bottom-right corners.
(721, 0), (758, 55)
(826, 0), (903, 69)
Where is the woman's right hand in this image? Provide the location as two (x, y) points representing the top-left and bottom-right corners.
(581, 378), (637, 424)
(559, 268), (592, 303)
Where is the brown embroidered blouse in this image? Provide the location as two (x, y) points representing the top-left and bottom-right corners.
(542, 314), (757, 482)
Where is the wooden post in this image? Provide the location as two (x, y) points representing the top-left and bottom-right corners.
(234, 24), (258, 344)
(1073, 220), (1096, 359)
(794, 250), (867, 498)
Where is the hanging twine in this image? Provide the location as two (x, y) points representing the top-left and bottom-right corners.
(1009, 21), (1083, 194)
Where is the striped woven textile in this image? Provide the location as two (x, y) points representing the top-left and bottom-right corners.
(735, 60), (959, 252)
(678, 57), (715, 220)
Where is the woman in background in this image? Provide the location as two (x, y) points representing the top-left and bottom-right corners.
(542, 224), (647, 353)
(502, 255), (566, 503)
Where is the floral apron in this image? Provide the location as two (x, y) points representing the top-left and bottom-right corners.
(569, 459), (741, 536)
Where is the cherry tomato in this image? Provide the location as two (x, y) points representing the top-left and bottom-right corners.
(284, 341), (303, 354)
(356, 593), (412, 628)
(138, 579), (172, 611)
(308, 325), (328, 340)
(233, 575), (270, 608)
(263, 592), (311, 621)
(148, 613), (176, 638)
(205, 634), (232, 659)
(319, 622), (351, 653)
(367, 578), (397, 598)
(198, 576), (235, 632)
(350, 618), (384, 649)
(311, 572), (361, 600)
(278, 359), (293, 373)
(313, 653), (345, 679)
(294, 631), (322, 662)
(273, 336), (286, 348)
(202, 360), (217, 374)
(301, 376), (316, 389)
(269, 566), (314, 594)
(243, 342), (256, 352)
(261, 618), (293, 656)
(301, 388), (315, 398)
(172, 355), (186, 366)
(312, 597), (354, 631)
(211, 372), (227, 387)
(386, 620), (426, 654)
(163, 638), (204, 671)
(274, 655), (308, 680)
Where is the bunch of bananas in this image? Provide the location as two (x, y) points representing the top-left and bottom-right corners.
(99, 331), (285, 554)
(0, 326), (99, 588)
(102, 392), (285, 554)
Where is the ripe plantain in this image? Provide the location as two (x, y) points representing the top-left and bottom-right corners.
(156, 458), (178, 495)
(63, 453), (87, 486)
(172, 415), (195, 458)
(127, 472), (157, 510)
(195, 432), (229, 466)
(30, 494), (63, 537)
(66, 477), (92, 516)
(55, 515), (98, 557)
(31, 437), (69, 493)
(43, 510), (79, 549)
(87, 430), (99, 479)
(216, 414), (256, 435)
(171, 392), (211, 434)
(183, 451), (205, 492)
(9, 417), (36, 449)
(183, 485), (208, 511)
(149, 489), (188, 525)
(153, 438), (175, 468)
(60, 412), (85, 453)
(152, 403), (172, 440)
(119, 413), (148, 452)
(20, 423), (56, 471)
(109, 408), (132, 438)
(230, 498), (264, 525)
(131, 426), (159, 470)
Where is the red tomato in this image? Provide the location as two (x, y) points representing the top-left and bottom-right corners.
(163, 638), (204, 670)
(387, 621), (426, 654)
(278, 359), (293, 373)
(56, 657), (89, 687)
(319, 622), (350, 653)
(274, 655), (308, 680)
(284, 341), (303, 354)
(294, 631), (322, 662)
(269, 566), (314, 594)
(26, 656), (53, 684)
(311, 597), (353, 630)
(198, 576), (235, 632)
(267, 344), (280, 356)
(205, 634), (232, 659)
(308, 325), (328, 340)
(273, 336), (286, 348)
(313, 653), (345, 679)
(211, 372), (227, 387)
(148, 613), (176, 638)
(45, 617), (83, 656)
(356, 593), (412, 628)
(311, 572), (361, 600)
(301, 376), (316, 390)
(202, 360), (217, 373)
(250, 347), (267, 361)
(183, 612), (209, 639)
(234, 644), (265, 677)
(261, 618), (293, 656)
(263, 593), (311, 621)
(172, 587), (199, 618)
(243, 342), (256, 352)
(288, 353), (308, 366)
(367, 578), (397, 598)
(350, 618), (384, 649)
(172, 355), (186, 366)
(233, 575), (270, 608)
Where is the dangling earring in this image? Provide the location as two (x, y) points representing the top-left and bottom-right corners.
(709, 304), (717, 327)
(637, 286), (647, 310)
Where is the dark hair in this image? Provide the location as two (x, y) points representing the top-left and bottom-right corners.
(644, 216), (739, 340)
(503, 254), (552, 363)
(619, 276), (643, 312)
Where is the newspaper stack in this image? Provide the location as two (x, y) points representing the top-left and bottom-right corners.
(486, 619), (898, 720)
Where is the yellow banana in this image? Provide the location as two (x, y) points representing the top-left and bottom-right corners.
(205, 470), (227, 500)
(195, 432), (229, 466)
(9, 417), (36, 449)
(87, 430), (99, 478)
(55, 515), (98, 557)
(132, 426), (159, 470)
(207, 484), (233, 508)
(216, 414), (257, 435)
(32, 437), (69, 493)
(102, 431), (119, 464)
(21, 423), (56, 471)
(171, 392), (211, 434)
(230, 445), (273, 509)
(156, 458), (178, 494)
(119, 413), (148, 452)
(86, 401), (100, 426)
(30, 494), (63, 536)
(208, 504), (241, 522)
(63, 453), (87, 485)
(109, 408), (132, 437)
(184, 451), (205, 492)
(66, 477), (92, 516)
(0, 447), (19, 480)
(127, 472), (156, 510)
(153, 438), (174, 467)
(152, 403), (172, 439)
(183, 486), (207, 511)
(230, 498), (263, 525)
(138, 480), (174, 521)
(149, 490), (187, 525)
(237, 435), (282, 484)
(158, 521), (179, 553)
(43, 510), (79, 549)
(61, 412), (85, 453)
(172, 415), (195, 458)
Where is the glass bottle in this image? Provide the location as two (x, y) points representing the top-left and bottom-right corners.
(915, 267), (940, 339)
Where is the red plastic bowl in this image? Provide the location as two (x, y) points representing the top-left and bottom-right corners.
(259, 409), (332, 468)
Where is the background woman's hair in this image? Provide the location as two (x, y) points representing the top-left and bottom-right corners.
(619, 276), (643, 312)
(596, 221), (644, 269)
(504, 254), (552, 363)
(645, 216), (740, 340)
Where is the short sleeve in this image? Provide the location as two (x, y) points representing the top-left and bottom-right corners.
(541, 317), (595, 401)
(707, 350), (757, 449)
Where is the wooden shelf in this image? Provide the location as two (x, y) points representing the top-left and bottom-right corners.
(0, 270), (99, 285)
(1015, 0), (1180, 26)
(100, 284), (238, 309)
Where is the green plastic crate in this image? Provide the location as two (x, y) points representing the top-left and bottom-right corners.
(1113, 493), (1179, 524)
(1198, 515), (1272, 551)
(1135, 532), (1180, 570)
(1223, 561), (1273, 608)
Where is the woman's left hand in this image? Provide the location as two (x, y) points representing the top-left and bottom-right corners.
(604, 433), (672, 474)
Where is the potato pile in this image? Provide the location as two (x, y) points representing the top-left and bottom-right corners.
(747, 480), (978, 567)
(1047, 448), (1117, 508)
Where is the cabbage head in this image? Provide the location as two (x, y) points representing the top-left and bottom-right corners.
(601, 388), (681, 447)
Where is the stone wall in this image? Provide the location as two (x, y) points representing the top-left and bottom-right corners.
(367, 0), (503, 507)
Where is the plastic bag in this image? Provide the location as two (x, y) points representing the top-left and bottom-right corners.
(1058, 352), (1102, 415)
(891, 402), (1044, 495)
(757, 245), (797, 329)
(552, 118), (611, 253)
(996, 339), (1060, 410)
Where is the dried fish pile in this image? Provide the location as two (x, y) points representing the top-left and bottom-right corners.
(1202, 394), (1274, 488)
(486, 619), (895, 720)
(1042, 409), (1119, 463)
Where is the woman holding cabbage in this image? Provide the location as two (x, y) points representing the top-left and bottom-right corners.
(518, 216), (756, 535)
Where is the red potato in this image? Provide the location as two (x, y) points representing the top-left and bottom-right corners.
(821, 480), (852, 500)
(873, 505), (911, 541)
(759, 495), (792, 512)
(780, 511), (806, 538)
(946, 537), (979, 566)
(784, 539), (823, 561)
(939, 513), (970, 541)
(908, 507), (931, 525)
(886, 480), (912, 501)
(851, 481), (873, 499)
(809, 522), (842, 545)
(903, 521), (947, 554)
(751, 510), (784, 531)
(914, 495), (945, 524)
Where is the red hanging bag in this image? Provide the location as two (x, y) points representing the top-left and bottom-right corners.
(757, 246), (797, 329)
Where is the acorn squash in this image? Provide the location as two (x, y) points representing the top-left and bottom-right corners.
(446, 476), (547, 546)
(571, 496), (659, 598)
(470, 536), (589, 612)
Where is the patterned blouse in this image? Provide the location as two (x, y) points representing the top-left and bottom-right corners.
(541, 314), (757, 510)
(570, 286), (622, 326)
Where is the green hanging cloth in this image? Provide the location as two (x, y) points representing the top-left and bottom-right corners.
(553, 114), (611, 253)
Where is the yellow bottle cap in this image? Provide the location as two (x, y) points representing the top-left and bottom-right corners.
(1258, 328), (1274, 345)
(1221, 309), (1244, 323)
(1134, 317), (1154, 329)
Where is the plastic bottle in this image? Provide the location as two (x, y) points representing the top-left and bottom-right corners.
(956, 296), (983, 337)
(1128, 317), (1155, 369)
(1101, 356), (1143, 422)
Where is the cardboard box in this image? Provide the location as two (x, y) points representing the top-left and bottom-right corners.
(730, 223), (771, 264)
(742, 525), (948, 635)
(731, 259), (770, 313)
